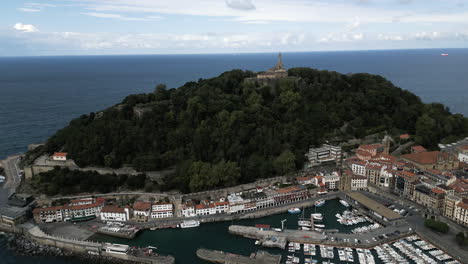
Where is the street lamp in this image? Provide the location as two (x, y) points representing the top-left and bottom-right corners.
(281, 219), (287, 231)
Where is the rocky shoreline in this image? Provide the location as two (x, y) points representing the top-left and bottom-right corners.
(5, 234), (149, 264)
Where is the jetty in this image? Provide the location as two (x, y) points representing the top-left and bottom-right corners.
(196, 249), (281, 264)
(228, 225), (326, 249)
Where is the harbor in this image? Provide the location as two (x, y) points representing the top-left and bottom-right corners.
(90, 198), (463, 264)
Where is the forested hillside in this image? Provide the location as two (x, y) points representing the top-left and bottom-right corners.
(38, 68), (468, 192)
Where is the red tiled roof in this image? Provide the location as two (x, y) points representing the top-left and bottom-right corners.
(402, 151), (446, 164)
(296, 176), (313, 182)
(101, 206), (125, 214)
(255, 224), (270, 228)
(133, 201), (151, 211)
(214, 201), (229, 206)
(397, 170), (418, 181)
(456, 202), (468, 210)
(276, 185), (301, 194)
(33, 205), (64, 214)
(400, 134), (410, 139)
(359, 144), (384, 150)
(431, 188), (445, 194)
(356, 149), (372, 157)
(53, 152), (67, 157)
(411, 146), (427, 153)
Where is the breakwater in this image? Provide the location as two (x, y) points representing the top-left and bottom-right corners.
(3, 223), (175, 264)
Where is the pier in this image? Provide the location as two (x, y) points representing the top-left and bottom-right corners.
(228, 225), (327, 249)
(196, 249), (281, 264)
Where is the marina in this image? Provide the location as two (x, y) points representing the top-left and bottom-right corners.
(87, 199), (461, 263)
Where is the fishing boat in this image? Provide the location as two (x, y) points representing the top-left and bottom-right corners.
(288, 207), (301, 214)
(339, 199), (350, 207)
(179, 220), (200, 228)
(314, 199), (325, 207)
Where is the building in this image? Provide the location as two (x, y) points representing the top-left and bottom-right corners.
(351, 175), (368, 191)
(378, 168), (394, 189)
(356, 144), (386, 160)
(453, 201), (468, 226)
(1, 193), (35, 231)
(365, 163), (382, 186)
(394, 170), (419, 198)
(412, 185), (445, 212)
(450, 178), (468, 199)
(411, 146), (427, 154)
(306, 144), (342, 165)
(151, 203), (173, 219)
(444, 194), (462, 219)
(51, 152), (67, 161)
(424, 169), (456, 186)
(256, 53), (288, 79)
(296, 175), (315, 185)
(344, 192), (404, 225)
(458, 145), (468, 162)
(100, 206), (129, 222)
(181, 201), (196, 217)
(133, 201), (152, 222)
(349, 159), (366, 176)
(33, 197), (105, 223)
(401, 151), (459, 171)
(322, 172), (340, 190)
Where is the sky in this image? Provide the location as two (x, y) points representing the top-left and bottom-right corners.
(1, 0), (468, 56)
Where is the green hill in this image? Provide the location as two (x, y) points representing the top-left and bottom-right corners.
(34, 68), (468, 193)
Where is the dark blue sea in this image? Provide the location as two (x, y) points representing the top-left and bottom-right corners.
(0, 49), (468, 263)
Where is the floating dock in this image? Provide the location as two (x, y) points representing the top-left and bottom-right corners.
(196, 249), (281, 264)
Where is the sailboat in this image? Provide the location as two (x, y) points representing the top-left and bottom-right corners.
(298, 207), (312, 227)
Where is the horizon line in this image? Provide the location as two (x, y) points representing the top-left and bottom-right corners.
(0, 47), (466, 59)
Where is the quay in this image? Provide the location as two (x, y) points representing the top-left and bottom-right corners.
(228, 225), (327, 249)
(196, 248), (281, 264)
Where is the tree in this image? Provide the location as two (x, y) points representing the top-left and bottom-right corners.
(424, 219), (449, 233)
(273, 149), (296, 176)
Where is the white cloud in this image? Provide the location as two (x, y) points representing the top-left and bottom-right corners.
(13, 23), (39, 33)
(17, 8), (41, 12)
(82, 12), (162, 21)
(346, 17), (362, 31)
(77, 0), (468, 24)
(225, 0), (256, 11)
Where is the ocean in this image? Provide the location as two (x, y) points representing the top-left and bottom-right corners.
(1, 49), (468, 263)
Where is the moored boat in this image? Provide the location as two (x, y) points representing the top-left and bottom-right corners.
(288, 207), (301, 214)
(339, 199), (350, 207)
(314, 199), (325, 207)
(180, 220), (200, 228)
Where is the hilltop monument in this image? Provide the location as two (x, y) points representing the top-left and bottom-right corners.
(256, 52), (288, 79)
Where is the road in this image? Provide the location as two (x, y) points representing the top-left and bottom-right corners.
(0, 155), (23, 189)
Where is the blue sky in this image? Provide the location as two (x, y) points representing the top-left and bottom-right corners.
(1, 0), (468, 56)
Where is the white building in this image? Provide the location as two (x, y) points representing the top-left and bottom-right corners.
(458, 146), (468, 163)
(351, 175), (368, 191)
(453, 202), (468, 226)
(322, 172), (340, 190)
(100, 206), (130, 222)
(181, 203), (196, 217)
(227, 194), (246, 214)
(379, 168), (394, 188)
(151, 203), (173, 219)
(351, 161), (366, 176)
(214, 202), (229, 214)
(52, 152), (67, 161)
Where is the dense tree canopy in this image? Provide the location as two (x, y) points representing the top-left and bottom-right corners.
(39, 68), (468, 192)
